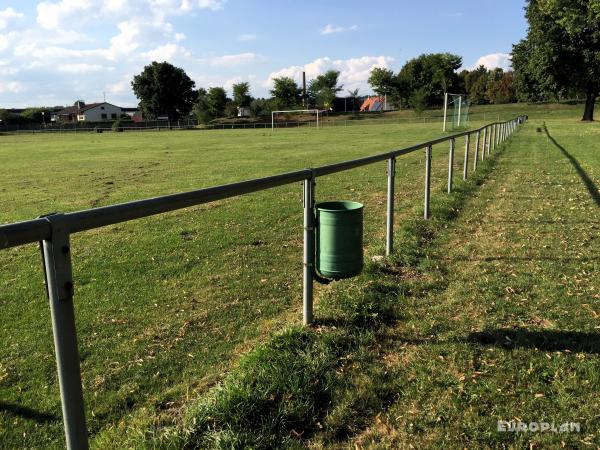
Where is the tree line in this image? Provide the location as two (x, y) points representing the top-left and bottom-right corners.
(130, 0), (599, 123)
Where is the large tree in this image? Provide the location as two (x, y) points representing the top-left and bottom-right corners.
(194, 86), (228, 122)
(132, 61), (196, 120)
(397, 53), (462, 107)
(308, 70), (343, 108)
(232, 82), (252, 108)
(512, 0), (600, 121)
(269, 76), (302, 109)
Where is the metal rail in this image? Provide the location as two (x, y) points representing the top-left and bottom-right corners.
(0, 116), (526, 449)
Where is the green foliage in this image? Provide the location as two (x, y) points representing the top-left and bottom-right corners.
(512, 0), (600, 119)
(131, 61), (196, 121)
(249, 98), (274, 117)
(194, 87), (229, 122)
(20, 107), (49, 124)
(308, 70), (343, 109)
(409, 87), (428, 116)
(397, 53), (463, 106)
(270, 77), (302, 109)
(487, 71), (517, 104)
(367, 68), (395, 97)
(232, 82), (252, 108)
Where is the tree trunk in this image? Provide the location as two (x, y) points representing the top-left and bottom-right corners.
(582, 90), (597, 121)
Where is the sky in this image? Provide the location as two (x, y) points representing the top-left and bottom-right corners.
(0, 0), (528, 108)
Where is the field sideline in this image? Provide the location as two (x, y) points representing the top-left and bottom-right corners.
(1, 103), (598, 447)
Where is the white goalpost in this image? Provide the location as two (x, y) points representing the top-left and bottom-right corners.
(442, 92), (469, 131)
(271, 109), (322, 130)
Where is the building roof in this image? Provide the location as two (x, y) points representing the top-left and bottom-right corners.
(56, 102), (121, 115)
(359, 96), (385, 112)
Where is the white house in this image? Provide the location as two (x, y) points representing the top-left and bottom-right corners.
(53, 101), (122, 122)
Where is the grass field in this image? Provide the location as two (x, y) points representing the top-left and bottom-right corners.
(0, 103), (598, 448)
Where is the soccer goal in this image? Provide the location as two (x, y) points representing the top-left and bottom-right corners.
(271, 109), (321, 130)
(442, 93), (470, 131)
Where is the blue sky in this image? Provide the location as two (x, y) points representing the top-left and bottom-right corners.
(0, 0), (528, 108)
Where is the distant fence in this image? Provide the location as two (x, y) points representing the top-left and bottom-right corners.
(1, 111), (511, 135)
(0, 116), (526, 449)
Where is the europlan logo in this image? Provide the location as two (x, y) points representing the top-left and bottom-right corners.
(497, 420), (581, 433)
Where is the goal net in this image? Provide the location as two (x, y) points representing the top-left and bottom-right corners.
(271, 109), (321, 130)
(443, 93), (469, 131)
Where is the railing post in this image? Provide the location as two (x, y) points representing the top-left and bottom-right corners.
(424, 145), (432, 219)
(486, 126), (491, 156)
(463, 133), (470, 180)
(40, 214), (89, 450)
(473, 130), (480, 171)
(386, 157), (395, 256)
(303, 173), (315, 326)
(481, 127), (487, 161)
(447, 138), (455, 193)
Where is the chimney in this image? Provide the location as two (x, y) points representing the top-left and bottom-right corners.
(302, 71), (306, 107)
(74, 100), (85, 109)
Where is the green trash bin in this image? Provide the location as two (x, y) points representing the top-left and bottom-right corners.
(315, 201), (364, 279)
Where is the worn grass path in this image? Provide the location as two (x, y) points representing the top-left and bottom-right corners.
(336, 118), (600, 448)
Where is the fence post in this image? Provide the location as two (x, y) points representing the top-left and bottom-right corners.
(473, 130), (480, 171)
(447, 138), (455, 193)
(486, 126), (491, 156)
(303, 173), (315, 326)
(386, 157), (395, 256)
(481, 127), (487, 161)
(40, 214), (89, 450)
(424, 146), (432, 219)
(463, 133), (470, 180)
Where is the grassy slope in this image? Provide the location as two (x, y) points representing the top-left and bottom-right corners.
(325, 117), (599, 447)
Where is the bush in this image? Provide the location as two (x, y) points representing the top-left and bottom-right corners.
(112, 119), (124, 132)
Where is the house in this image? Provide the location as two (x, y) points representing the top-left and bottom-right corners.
(237, 106), (251, 117)
(52, 101), (122, 122)
(121, 107), (144, 122)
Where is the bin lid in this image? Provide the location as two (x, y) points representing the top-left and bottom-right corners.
(315, 201), (363, 212)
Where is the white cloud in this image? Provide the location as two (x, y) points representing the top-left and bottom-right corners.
(320, 24), (358, 35)
(236, 33), (257, 41)
(174, 32), (186, 41)
(470, 53), (511, 71)
(265, 55), (394, 93)
(0, 7), (24, 30)
(0, 81), (24, 93)
(142, 43), (190, 61)
(57, 63), (111, 74)
(204, 52), (265, 67)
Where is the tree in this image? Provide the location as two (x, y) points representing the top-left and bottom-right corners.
(232, 82), (252, 108)
(249, 98), (274, 117)
(487, 71), (516, 104)
(132, 61), (196, 121)
(308, 70), (343, 108)
(512, 0), (600, 121)
(347, 88), (360, 112)
(397, 53), (463, 107)
(193, 87), (228, 122)
(409, 87), (428, 117)
(20, 108), (49, 123)
(465, 66), (490, 104)
(270, 77), (302, 109)
(368, 68), (395, 96)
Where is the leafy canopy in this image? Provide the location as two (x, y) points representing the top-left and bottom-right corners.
(131, 61), (196, 120)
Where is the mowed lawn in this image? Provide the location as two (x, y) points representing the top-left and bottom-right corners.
(1, 103), (596, 448)
(1, 120), (474, 448)
(337, 117), (599, 448)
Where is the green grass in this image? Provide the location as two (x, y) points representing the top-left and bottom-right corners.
(0, 102), (597, 448)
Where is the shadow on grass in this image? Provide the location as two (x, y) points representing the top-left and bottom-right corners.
(0, 401), (58, 423)
(544, 123), (600, 207)
(467, 329), (600, 354)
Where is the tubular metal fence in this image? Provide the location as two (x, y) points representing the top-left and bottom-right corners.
(0, 116), (526, 449)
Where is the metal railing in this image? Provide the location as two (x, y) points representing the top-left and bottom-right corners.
(0, 116), (526, 449)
